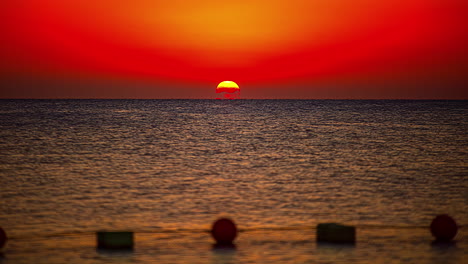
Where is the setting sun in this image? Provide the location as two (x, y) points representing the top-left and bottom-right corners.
(216, 81), (240, 99)
(217, 81), (239, 89)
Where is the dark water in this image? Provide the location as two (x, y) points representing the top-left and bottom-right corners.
(0, 99), (466, 263)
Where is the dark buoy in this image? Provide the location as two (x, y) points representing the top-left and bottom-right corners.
(0, 227), (7, 249)
(430, 214), (458, 242)
(211, 218), (237, 246)
(96, 231), (134, 249)
(316, 223), (356, 244)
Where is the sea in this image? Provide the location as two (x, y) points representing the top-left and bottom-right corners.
(0, 99), (466, 264)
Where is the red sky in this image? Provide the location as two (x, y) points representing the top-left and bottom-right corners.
(1, 0), (467, 98)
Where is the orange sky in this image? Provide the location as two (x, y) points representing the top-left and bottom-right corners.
(1, 0), (467, 98)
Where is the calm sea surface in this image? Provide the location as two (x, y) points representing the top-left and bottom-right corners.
(0, 99), (466, 263)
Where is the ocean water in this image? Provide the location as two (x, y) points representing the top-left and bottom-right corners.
(0, 99), (466, 264)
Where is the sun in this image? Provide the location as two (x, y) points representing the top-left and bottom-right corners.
(216, 81), (240, 99)
(217, 81), (239, 90)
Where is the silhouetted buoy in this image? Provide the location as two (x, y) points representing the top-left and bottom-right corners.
(211, 218), (237, 245)
(317, 223), (356, 244)
(96, 231), (134, 249)
(0, 227), (7, 249)
(430, 215), (458, 242)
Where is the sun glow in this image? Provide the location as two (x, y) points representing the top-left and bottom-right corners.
(1, 0), (467, 99)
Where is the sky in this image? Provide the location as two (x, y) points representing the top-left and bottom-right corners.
(1, 0), (467, 99)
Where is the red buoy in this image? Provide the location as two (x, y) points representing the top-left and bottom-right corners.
(211, 218), (237, 245)
(0, 227), (7, 249)
(430, 214), (458, 242)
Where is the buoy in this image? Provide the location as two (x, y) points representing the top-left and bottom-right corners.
(317, 223), (356, 243)
(0, 227), (7, 249)
(430, 215), (458, 242)
(211, 218), (237, 245)
(96, 231), (134, 249)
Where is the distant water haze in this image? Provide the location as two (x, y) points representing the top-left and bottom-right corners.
(0, 99), (466, 263)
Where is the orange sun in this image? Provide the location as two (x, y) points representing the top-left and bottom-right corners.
(216, 81), (240, 99)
